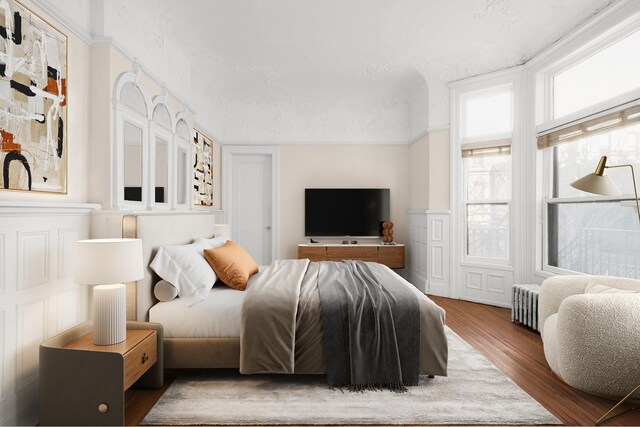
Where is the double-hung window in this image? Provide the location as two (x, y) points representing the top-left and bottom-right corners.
(540, 28), (640, 278)
(460, 85), (513, 262)
(541, 113), (640, 278)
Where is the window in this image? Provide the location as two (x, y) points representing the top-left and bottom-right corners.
(464, 153), (511, 260)
(461, 85), (513, 262)
(544, 124), (640, 277)
(553, 29), (640, 118)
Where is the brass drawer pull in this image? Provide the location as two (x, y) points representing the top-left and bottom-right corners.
(98, 403), (109, 414)
(141, 353), (149, 364)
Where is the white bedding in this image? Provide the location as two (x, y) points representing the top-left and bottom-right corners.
(149, 284), (246, 338)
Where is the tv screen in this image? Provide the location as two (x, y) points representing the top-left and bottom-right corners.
(305, 188), (390, 237)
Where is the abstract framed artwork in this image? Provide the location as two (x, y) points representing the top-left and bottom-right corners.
(0, 0), (67, 194)
(193, 128), (213, 206)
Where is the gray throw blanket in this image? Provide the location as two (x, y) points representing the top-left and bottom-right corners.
(317, 260), (420, 392)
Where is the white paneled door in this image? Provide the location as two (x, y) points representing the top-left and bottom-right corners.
(224, 147), (279, 266)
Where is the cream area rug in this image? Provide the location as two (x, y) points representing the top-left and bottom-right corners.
(142, 328), (561, 425)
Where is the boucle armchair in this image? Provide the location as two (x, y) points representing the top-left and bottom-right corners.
(539, 275), (640, 400)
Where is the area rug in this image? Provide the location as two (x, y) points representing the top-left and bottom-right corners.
(141, 328), (561, 425)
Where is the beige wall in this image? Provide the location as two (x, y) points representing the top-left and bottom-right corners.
(1, 3), (91, 204)
(428, 129), (450, 210)
(409, 134), (429, 209)
(408, 129), (451, 211)
(279, 144), (410, 259)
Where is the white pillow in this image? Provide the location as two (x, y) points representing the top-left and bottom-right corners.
(150, 239), (218, 307)
(154, 280), (179, 302)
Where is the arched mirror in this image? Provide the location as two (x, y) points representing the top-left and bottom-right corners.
(151, 102), (173, 207)
(115, 77), (150, 207)
(123, 120), (144, 202)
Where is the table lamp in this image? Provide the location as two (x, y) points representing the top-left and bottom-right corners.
(74, 238), (143, 345)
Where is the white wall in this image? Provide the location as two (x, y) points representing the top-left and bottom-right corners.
(279, 145), (410, 259)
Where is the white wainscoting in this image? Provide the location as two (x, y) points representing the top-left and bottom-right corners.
(0, 204), (95, 426)
(459, 264), (514, 307)
(407, 211), (450, 296)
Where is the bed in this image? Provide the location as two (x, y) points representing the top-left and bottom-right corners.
(123, 213), (448, 379)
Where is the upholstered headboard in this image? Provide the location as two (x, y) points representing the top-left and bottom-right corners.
(122, 213), (231, 321)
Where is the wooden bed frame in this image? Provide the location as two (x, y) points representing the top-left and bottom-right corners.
(123, 213), (241, 368)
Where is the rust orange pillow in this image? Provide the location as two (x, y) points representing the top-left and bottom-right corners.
(203, 240), (259, 291)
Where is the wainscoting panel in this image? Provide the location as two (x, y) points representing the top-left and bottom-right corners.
(407, 213), (429, 291)
(58, 229), (80, 280)
(16, 231), (51, 291)
(460, 265), (514, 307)
(427, 214), (450, 297)
(16, 297), (48, 392)
(407, 211), (450, 296)
(0, 234), (5, 294)
(487, 272), (508, 294)
(0, 310), (5, 404)
(466, 271), (484, 290)
(0, 205), (94, 426)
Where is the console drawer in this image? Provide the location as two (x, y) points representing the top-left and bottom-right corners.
(326, 246), (378, 260)
(298, 246), (327, 261)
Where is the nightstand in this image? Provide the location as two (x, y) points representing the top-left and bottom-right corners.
(39, 321), (163, 426)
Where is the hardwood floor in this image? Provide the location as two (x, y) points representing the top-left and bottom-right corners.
(125, 296), (640, 426)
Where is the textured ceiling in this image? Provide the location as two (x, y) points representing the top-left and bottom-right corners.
(50, 0), (617, 143)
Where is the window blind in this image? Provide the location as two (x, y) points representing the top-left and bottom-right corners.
(537, 104), (640, 149)
(461, 139), (511, 158)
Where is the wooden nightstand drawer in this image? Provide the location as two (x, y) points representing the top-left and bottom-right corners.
(123, 331), (157, 390)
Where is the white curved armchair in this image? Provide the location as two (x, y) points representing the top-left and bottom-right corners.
(539, 275), (640, 401)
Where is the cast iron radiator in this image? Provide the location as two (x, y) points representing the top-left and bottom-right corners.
(511, 284), (541, 332)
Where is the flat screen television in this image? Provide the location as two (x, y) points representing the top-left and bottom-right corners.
(305, 188), (390, 237)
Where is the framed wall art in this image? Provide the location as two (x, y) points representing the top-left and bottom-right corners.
(193, 128), (213, 206)
(0, 0), (68, 193)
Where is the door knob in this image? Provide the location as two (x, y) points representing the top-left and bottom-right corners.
(266, 226), (271, 231)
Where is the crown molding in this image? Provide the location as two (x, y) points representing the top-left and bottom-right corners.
(29, 0), (94, 44)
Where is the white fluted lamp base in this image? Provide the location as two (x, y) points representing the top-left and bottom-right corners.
(92, 283), (127, 345)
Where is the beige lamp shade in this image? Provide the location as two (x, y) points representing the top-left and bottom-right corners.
(74, 238), (144, 285)
(570, 173), (622, 197)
